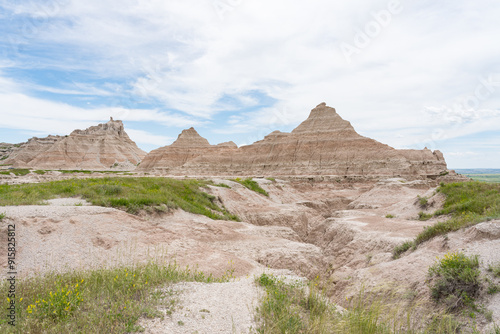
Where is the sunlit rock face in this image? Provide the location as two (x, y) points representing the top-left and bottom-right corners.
(138, 103), (448, 178)
(8, 118), (146, 170)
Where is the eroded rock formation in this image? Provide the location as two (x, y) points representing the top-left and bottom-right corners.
(139, 103), (448, 179)
(7, 118), (146, 170)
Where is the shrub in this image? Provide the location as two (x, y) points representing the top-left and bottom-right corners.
(385, 214), (395, 219)
(428, 251), (481, 311)
(418, 195), (429, 207)
(418, 211), (433, 221)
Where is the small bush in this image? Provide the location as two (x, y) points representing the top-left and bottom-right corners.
(385, 214), (395, 219)
(428, 251), (481, 311)
(418, 195), (429, 207)
(418, 211), (433, 221)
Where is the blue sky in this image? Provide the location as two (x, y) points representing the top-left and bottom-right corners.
(0, 0), (499, 168)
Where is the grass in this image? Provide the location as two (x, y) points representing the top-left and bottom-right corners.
(0, 260), (232, 333)
(231, 178), (269, 196)
(464, 174), (500, 183)
(385, 214), (395, 219)
(255, 273), (465, 334)
(0, 169), (30, 176)
(394, 181), (500, 257)
(0, 177), (239, 220)
(428, 251), (481, 311)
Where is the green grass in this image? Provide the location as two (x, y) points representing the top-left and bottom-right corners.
(464, 174), (500, 183)
(33, 170), (46, 175)
(0, 177), (239, 220)
(428, 251), (480, 311)
(0, 169), (30, 176)
(0, 260), (232, 333)
(385, 214), (395, 219)
(255, 274), (464, 334)
(394, 181), (500, 256)
(231, 178), (269, 196)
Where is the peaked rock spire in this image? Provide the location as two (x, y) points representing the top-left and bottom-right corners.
(292, 102), (356, 134)
(171, 127), (211, 147)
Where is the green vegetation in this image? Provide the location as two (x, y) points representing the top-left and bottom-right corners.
(385, 214), (395, 219)
(0, 156), (8, 161)
(418, 211), (433, 221)
(428, 252), (480, 311)
(418, 195), (429, 207)
(266, 177), (276, 183)
(210, 182), (231, 188)
(488, 262), (500, 278)
(231, 177), (269, 196)
(394, 181), (500, 257)
(392, 241), (414, 259)
(256, 273), (465, 334)
(0, 169), (30, 176)
(0, 261), (232, 333)
(0, 177), (239, 220)
(33, 170), (46, 175)
(464, 174), (500, 183)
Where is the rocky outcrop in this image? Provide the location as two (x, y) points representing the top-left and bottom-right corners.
(3, 136), (62, 166)
(139, 103), (448, 179)
(138, 127), (238, 171)
(9, 118), (146, 170)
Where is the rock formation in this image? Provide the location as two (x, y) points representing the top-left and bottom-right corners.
(7, 118), (146, 170)
(138, 103), (449, 179)
(2, 136), (62, 166)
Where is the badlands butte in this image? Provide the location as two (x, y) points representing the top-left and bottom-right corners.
(1, 103), (500, 333)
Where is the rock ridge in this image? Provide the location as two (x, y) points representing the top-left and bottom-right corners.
(6, 118), (146, 170)
(138, 103), (449, 179)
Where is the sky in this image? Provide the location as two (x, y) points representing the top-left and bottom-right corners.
(0, 0), (499, 168)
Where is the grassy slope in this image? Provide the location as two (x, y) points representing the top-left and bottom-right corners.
(394, 181), (500, 258)
(0, 177), (239, 221)
(230, 178), (269, 196)
(255, 273), (462, 334)
(0, 260), (232, 333)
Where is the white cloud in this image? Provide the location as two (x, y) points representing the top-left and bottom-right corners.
(1, 0), (500, 165)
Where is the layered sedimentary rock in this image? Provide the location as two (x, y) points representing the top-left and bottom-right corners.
(138, 128), (238, 171)
(3, 136), (62, 166)
(139, 103), (448, 178)
(9, 118), (146, 170)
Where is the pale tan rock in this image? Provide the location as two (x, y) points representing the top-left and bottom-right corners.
(138, 103), (449, 179)
(2, 136), (62, 166)
(10, 118), (146, 170)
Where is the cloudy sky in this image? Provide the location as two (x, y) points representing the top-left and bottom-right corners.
(0, 0), (499, 168)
